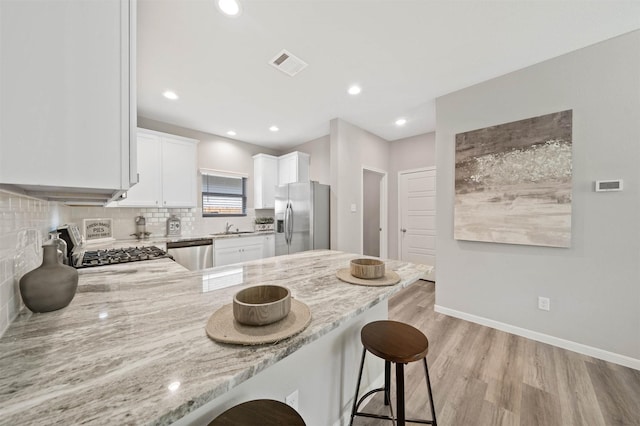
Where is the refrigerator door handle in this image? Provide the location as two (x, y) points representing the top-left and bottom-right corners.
(284, 202), (289, 244)
(284, 202), (292, 244)
(287, 203), (294, 245)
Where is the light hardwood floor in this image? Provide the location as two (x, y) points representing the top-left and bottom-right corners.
(355, 280), (640, 426)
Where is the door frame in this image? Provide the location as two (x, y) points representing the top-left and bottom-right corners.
(361, 166), (388, 258)
(398, 166), (435, 262)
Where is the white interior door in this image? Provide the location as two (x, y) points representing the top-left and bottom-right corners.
(399, 168), (436, 281)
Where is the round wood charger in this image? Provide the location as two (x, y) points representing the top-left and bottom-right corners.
(336, 268), (401, 286)
(206, 299), (311, 345)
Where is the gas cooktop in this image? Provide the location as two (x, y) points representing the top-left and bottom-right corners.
(75, 246), (173, 269)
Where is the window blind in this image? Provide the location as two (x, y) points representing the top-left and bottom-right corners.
(202, 174), (246, 216)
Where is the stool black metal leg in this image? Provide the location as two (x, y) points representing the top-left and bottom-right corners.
(423, 358), (437, 426)
(396, 362), (405, 426)
(352, 321), (437, 426)
(349, 347), (367, 426)
(384, 360), (391, 406)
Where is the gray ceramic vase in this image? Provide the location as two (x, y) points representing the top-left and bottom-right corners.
(19, 245), (78, 313)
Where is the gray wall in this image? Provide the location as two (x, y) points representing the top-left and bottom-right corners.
(388, 132), (436, 259)
(330, 118), (390, 253)
(288, 135), (330, 185)
(435, 31), (640, 361)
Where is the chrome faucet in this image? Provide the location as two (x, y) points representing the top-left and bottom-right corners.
(225, 222), (234, 234)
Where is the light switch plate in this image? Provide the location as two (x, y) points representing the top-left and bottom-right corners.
(538, 296), (550, 311)
(350, 203), (357, 212)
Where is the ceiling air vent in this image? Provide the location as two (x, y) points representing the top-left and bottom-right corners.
(269, 49), (308, 77)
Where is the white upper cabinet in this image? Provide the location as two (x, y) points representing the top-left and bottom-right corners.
(0, 0), (136, 203)
(117, 132), (162, 207)
(253, 154), (278, 209)
(278, 152), (310, 185)
(162, 137), (198, 207)
(118, 129), (198, 208)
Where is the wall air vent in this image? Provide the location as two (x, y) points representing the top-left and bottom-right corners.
(269, 49), (308, 77)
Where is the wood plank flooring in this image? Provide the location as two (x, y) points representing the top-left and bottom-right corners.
(353, 280), (640, 426)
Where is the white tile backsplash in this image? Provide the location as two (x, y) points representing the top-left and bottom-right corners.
(68, 206), (262, 240)
(0, 190), (71, 337)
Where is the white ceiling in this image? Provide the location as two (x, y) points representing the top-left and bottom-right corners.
(137, 0), (640, 150)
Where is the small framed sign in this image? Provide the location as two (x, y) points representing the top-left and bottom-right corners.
(83, 218), (114, 243)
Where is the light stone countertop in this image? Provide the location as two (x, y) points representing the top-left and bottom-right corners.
(82, 230), (275, 251)
(0, 250), (431, 425)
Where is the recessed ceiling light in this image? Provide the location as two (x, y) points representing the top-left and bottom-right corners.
(217, 0), (242, 17)
(395, 118), (407, 126)
(167, 381), (181, 392)
(269, 125), (279, 132)
(163, 90), (179, 100)
(348, 85), (361, 95)
(227, 130), (236, 136)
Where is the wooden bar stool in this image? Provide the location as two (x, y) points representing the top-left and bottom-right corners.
(349, 320), (437, 426)
(208, 399), (306, 426)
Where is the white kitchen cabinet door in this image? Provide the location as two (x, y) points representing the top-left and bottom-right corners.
(253, 154), (278, 209)
(278, 152), (310, 185)
(214, 236), (265, 266)
(0, 0), (135, 198)
(162, 137), (197, 207)
(117, 129), (198, 208)
(242, 243), (264, 262)
(118, 133), (162, 207)
(262, 234), (275, 258)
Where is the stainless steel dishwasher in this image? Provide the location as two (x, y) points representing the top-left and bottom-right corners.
(166, 238), (213, 271)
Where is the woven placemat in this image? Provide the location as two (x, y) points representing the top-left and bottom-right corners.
(205, 299), (311, 345)
(336, 268), (401, 287)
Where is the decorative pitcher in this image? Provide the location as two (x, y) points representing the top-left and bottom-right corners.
(19, 245), (78, 313)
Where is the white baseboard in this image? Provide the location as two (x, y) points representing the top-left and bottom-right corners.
(434, 305), (640, 371)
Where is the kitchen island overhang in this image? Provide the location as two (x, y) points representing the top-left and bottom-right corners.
(0, 250), (431, 425)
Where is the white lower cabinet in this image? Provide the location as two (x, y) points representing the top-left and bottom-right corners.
(262, 234), (275, 258)
(214, 236), (265, 267)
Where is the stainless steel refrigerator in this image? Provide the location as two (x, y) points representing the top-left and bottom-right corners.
(275, 181), (330, 255)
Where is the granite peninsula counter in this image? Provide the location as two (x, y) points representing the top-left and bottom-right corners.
(0, 250), (431, 425)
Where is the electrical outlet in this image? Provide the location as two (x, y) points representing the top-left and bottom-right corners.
(538, 296), (550, 311)
(285, 389), (299, 410)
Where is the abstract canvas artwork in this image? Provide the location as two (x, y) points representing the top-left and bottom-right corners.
(454, 110), (572, 247)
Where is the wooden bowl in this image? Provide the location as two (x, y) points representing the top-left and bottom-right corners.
(350, 258), (385, 279)
(233, 285), (291, 326)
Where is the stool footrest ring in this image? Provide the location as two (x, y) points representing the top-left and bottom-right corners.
(352, 387), (396, 425)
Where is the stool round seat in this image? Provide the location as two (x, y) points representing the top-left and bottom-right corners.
(208, 399), (306, 426)
(361, 320), (429, 364)
(350, 320), (437, 426)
